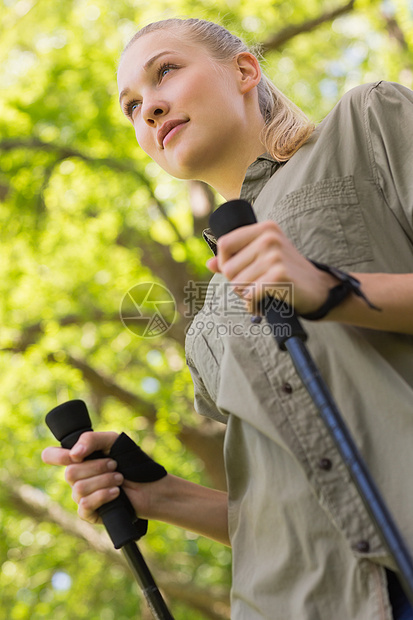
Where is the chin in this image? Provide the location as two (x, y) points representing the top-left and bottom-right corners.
(159, 137), (218, 181)
(163, 156), (204, 181)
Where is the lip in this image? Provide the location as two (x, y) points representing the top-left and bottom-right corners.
(157, 119), (188, 149)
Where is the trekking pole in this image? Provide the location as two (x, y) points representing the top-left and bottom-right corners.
(46, 399), (174, 620)
(209, 199), (413, 606)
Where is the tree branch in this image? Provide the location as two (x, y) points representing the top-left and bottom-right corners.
(381, 12), (409, 51)
(260, 0), (355, 53)
(187, 181), (216, 237)
(0, 137), (185, 242)
(47, 352), (227, 489)
(115, 230), (210, 347)
(0, 472), (230, 619)
(49, 351), (158, 421)
(1, 312), (122, 354)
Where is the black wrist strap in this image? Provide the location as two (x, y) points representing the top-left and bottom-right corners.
(109, 433), (168, 483)
(106, 433), (168, 539)
(300, 260), (381, 321)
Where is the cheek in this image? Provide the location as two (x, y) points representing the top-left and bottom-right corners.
(134, 126), (142, 147)
(134, 123), (152, 155)
(134, 126), (168, 170)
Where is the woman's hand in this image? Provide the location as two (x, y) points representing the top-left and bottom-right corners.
(206, 220), (413, 333)
(42, 431), (175, 527)
(207, 221), (337, 315)
(42, 432), (230, 545)
(42, 431), (123, 524)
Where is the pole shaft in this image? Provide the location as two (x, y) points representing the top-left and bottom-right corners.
(285, 336), (413, 605)
(122, 542), (174, 620)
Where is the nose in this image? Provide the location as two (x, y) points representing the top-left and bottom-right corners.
(143, 100), (169, 126)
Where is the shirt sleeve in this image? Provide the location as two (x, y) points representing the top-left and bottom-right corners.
(186, 359), (228, 425)
(365, 81), (413, 242)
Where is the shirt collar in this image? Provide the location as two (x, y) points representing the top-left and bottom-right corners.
(202, 153), (281, 255)
(240, 152), (280, 205)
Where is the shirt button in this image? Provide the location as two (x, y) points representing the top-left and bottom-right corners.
(355, 540), (370, 553)
(317, 458), (333, 471)
(250, 315), (262, 324)
(282, 382), (293, 394)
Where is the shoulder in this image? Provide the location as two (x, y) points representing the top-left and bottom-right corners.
(332, 80), (413, 116)
(314, 80), (413, 143)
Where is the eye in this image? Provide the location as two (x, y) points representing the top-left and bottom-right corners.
(157, 62), (176, 82)
(124, 100), (141, 119)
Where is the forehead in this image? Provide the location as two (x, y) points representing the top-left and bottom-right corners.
(117, 30), (202, 89)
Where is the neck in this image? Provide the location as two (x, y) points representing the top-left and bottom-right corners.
(212, 144), (266, 200)
(200, 115), (266, 200)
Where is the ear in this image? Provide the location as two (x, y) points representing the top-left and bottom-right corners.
(234, 52), (261, 94)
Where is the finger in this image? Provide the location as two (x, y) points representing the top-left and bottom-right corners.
(219, 243), (260, 283)
(216, 223), (261, 257)
(232, 250), (284, 294)
(69, 431), (119, 463)
(42, 446), (73, 467)
(72, 471), (124, 504)
(78, 487), (120, 523)
(218, 225), (281, 282)
(206, 256), (220, 273)
(217, 221), (280, 263)
(225, 250), (279, 295)
(65, 457), (118, 485)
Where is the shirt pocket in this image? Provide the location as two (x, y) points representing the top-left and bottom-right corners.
(275, 176), (373, 268)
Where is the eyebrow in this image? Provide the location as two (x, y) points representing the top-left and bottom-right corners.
(119, 50), (174, 104)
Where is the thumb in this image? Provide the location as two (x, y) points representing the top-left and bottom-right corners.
(70, 431), (119, 462)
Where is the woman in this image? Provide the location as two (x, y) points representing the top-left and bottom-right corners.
(42, 18), (413, 619)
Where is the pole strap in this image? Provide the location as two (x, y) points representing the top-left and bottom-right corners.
(300, 260), (382, 321)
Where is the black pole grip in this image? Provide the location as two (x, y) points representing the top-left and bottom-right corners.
(46, 399), (147, 549)
(209, 199), (307, 348)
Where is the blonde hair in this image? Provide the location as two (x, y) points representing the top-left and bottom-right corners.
(124, 18), (315, 162)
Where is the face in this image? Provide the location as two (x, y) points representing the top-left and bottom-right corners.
(117, 30), (253, 183)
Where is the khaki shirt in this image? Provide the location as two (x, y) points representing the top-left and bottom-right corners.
(185, 81), (413, 619)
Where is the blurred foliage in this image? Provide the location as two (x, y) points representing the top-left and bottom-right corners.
(0, 0), (412, 618)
